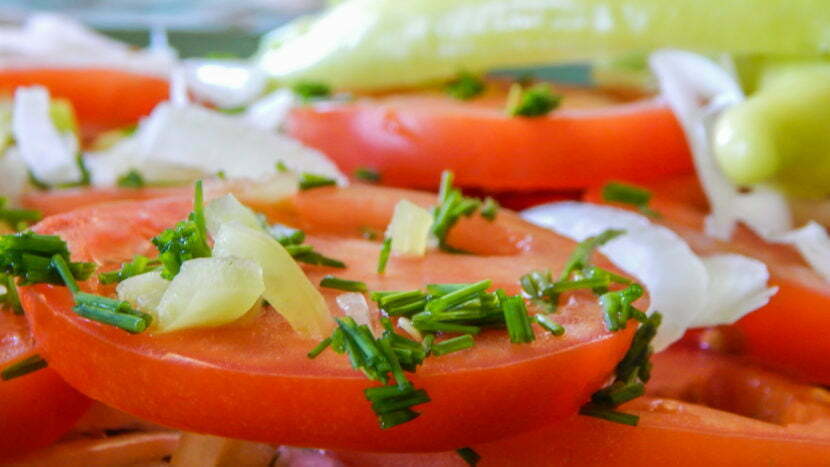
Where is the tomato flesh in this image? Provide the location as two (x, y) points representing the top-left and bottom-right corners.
(286, 84), (692, 192)
(0, 68), (168, 138)
(0, 312), (90, 460)
(22, 186), (636, 452)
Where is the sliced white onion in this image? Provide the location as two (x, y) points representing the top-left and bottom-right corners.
(243, 88), (297, 131)
(771, 222), (830, 282)
(651, 49), (830, 283)
(0, 14), (172, 76)
(336, 292), (373, 333)
(522, 202), (775, 351)
(86, 102), (346, 186)
(12, 86), (80, 185)
(184, 59), (268, 109)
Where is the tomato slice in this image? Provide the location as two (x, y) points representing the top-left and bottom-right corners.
(0, 68), (168, 138)
(21, 185), (636, 452)
(0, 312), (91, 461)
(330, 347), (830, 466)
(583, 179), (830, 384)
(286, 84), (692, 192)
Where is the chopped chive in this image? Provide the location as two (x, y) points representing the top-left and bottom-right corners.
(320, 275), (367, 292)
(592, 379), (645, 406)
(377, 238), (392, 274)
(546, 277), (610, 294)
(0, 273), (22, 314)
(360, 226), (379, 240)
(51, 254), (79, 294)
(602, 182), (661, 218)
(506, 83), (562, 117)
(307, 337), (332, 359)
(1, 354), (47, 381)
(534, 314), (565, 336)
(579, 403), (640, 426)
(0, 232), (94, 286)
(270, 224), (306, 245)
(456, 447), (481, 466)
(151, 181), (211, 280)
(501, 293), (535, 344)
(292, 81), (332, 101)
(411, 318), (481, 335)
(431, 170), (486, 251)
(422, 333), (435, 355)
(73, 303), (147, 334)
(560, 229), (625, 281)
(299, 173), (337, 190)
(116, 169), (145, 189)
(98, 256), (160, 285)
(354, 167), (381, 183)
(480, 196), (499, 221)
(432, 334), (474, 356)
(0, 197), (42, 231)
(426, 280), (491, 313)
(444, 72), (486, 101)
(276, 160), (288, 173)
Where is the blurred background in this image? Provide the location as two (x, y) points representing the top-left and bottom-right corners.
(0, 0), (323, 56)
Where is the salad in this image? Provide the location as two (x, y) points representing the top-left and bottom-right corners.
(1, 2), (830, 465)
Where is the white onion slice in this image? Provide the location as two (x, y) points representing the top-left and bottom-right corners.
(184, 59), (267, 109)
(651, 49), (830, 283)
(12, 86), (80, 185)
(243, 89), (297, 131)
(0, 149), (29, 203)
(336, 292), (373, 333)
(522, 202), (775, 351)
(86, 102), (346, 186)
(0, 14), (172, 76)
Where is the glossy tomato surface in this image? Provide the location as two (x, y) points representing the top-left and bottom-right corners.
(22, 185), (637, 452)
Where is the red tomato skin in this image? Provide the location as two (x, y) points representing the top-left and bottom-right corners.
(286, 97), (691, 192)
(21, 189), (638, 453)
(0, 314), (91, 461)
(0, 68), (168, 136)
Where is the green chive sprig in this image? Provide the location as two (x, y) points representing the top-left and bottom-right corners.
(320, 275), (367, 292)
(444, 72), (486, 101)
(601, 182), (660, 218)
(1, 354), (47, 381)
(0, 197), (42, 232)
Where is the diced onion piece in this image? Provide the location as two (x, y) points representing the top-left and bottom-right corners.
(386, 199), (433, 257)
(0, 149), (29, 203)
(213, 222), (333, 338)
(87, 102), (346, 187)
(12, 86), (80, 185)
(205, 194), (264, 237)
(170, 432), (276, 467)
(155, 257), (265, 333)
(116, 271), (170, 313)
(336, 292), (373, 332)
(397, 317), (422, 341)
(522, 201), (775, 351)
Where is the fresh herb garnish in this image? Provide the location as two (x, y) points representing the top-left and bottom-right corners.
(581, 312), (662, 426)
(0, 198), (41, 232)
(456, 447), (481, 466)
(98, 256), (161, 285)
(431, 334), (475, 356)
(432, 171), (495, 251)
(506, 83), (562, 117)
(602, 182), (660, 218)
(354, 167), (381, 183)
(311, 316), (430, 429)
(117, 169), (145, 189)
(269, 223), (346, 268)
(0, 232), (94, 286)
(151, 181), (211, 279)
(444, 72), (486, 101)
(292, 81), (332, 101)
(480, 196), (499, 221)
(1, 353), (47, 381)
(319, 275), (368, 292)
(299, 173), (337, 190)
(0, 273), (22, 313)
(377, 238), (392, 274)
